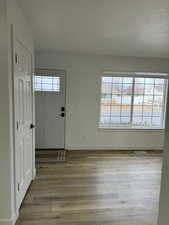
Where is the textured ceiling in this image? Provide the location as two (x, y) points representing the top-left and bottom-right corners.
(17, 0), (169, 57)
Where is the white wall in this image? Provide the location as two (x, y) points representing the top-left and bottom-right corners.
(158, 83), (169, 224)
(0, 0), (13, 222)
(0, 0), (34, 224)
(36, 52), (169, 150)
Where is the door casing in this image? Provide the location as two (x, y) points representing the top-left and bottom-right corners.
(35, 68), (66, 150)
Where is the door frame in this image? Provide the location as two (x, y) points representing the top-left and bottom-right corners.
(11, 25), (35, 212)
(35, 68), (67, 150)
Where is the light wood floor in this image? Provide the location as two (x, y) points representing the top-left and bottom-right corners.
(16, 150), (162, 225)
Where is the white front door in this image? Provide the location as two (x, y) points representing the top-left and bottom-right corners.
(14, 39), (33, 209)
(35, 69), (66, 149)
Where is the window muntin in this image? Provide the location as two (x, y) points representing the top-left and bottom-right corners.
(34, 75), (60, 92)
(100, 76), (168, 129)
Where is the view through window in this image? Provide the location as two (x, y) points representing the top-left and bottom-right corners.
(34, 75), (60, 92)
(100, 75), (168, 129)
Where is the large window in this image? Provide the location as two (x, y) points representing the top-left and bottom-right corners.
(100, 73), (168, 129)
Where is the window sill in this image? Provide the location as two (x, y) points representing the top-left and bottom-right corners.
(98, 126), (165, 132)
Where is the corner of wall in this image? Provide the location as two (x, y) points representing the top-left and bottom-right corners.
(0, 210), (19, 225)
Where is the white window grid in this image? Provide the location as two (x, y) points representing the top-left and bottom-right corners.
(34, 75), (60, 92)
(100, 76), (168, 129)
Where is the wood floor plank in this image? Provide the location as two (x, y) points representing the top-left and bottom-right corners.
(16, 150), (162, 225)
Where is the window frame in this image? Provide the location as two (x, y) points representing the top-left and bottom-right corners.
(99, 72), (168, 130)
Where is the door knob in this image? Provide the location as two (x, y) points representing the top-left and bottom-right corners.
(60, 113), (65, 117)
(61, 107), (65, 112)
(30, 124), (35, 129)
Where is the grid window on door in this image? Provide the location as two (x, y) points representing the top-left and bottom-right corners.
(34, 76), (60, 92)
(100, 76), (168, 129)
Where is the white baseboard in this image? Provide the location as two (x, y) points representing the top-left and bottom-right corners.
(0, 219), (12, 225)
(12, 212), (18, 225)
(0, 211), (19, 225)
(33, 168), (36, 180)
(66, 145), (163, 151)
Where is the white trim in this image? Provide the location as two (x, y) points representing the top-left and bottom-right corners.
(13, 210), (19, 225)
(99, 74), (168, 129)
(33, 168), (36, 180)
(12, 26), (35, 214)
(98, 127), (165, 132)
(0, 211), (19, 225)
(35, 68), (67, 149)
(103, 72), (169, 79)
(66, 145), (163, 150)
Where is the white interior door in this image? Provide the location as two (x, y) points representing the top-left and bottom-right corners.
(35, 69), (66, 149)
(14, 38), (34, 209)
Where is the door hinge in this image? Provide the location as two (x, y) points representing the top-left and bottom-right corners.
(15, 53), (18, 64)
(17, 183), (20, 191)
(16, 121), (19, 130)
